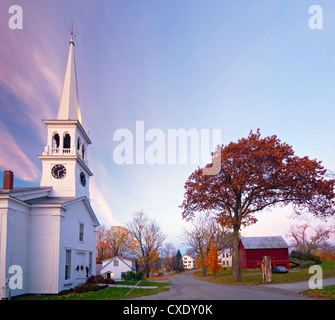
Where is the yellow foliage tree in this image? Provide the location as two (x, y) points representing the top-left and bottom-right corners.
(204, 244), (222, 277)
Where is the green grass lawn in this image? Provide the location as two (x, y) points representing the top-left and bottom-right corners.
(192, 261), (335, 286)
(16, 281), (170, 300)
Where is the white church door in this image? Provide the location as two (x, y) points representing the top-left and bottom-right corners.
(76, 252), (86, 281)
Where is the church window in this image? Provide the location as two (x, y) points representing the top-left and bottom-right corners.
(65, 250), (71, 280)
(52, 133), (60, 149)
(114, 259), (119, 267)
(79, 223), (84, 241)
(63, 133), (71, 149)
(82, 144), (86, 160)
(77, 137), (81, 152)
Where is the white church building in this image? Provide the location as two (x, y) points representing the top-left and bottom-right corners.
(0, 33), (99, 299)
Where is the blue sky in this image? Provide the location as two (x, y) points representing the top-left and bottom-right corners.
(1, 0), (335, 249)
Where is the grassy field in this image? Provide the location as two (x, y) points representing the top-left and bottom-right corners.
(192, 261), (335, 286)
(16, 281), (170, 300)
(301, 285), (335, 300)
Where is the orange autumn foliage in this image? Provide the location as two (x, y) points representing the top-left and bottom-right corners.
(204, 244), (222, 277)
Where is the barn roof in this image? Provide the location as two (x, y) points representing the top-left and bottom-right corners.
(240, 236), (288, 249)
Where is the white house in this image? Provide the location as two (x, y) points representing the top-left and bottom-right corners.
(0, 34), (99, 299)
(219, 248), (232, 268)
(100, 257), (136, 280)
(182, 254), (195, 269)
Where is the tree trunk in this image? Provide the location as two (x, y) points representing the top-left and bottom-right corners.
(144, 258), (150, 278)
(201, 264), (207, 276)
(261, 256), (272, 283)
(200, 252), (207, 276)
(232, 226), (242, 281)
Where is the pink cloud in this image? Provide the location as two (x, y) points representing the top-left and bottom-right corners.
(0, 3), (65, 141)
(0, 122), (40, 182)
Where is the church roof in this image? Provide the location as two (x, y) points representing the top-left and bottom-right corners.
(57, 38), (82, 124)
(0, 187), (52, 202)
(0, 191), (99, 227)
(24, 196), (76, 205)
(0, 187), (49, 195)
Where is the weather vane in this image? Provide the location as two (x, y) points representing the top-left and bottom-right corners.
(66, 22), (79, 45)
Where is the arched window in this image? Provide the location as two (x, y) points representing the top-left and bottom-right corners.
(63, 133), (71, 149)
(77, 138), (81, 151)
(52, 133), (60, 149)
(82, 144), (86, 160)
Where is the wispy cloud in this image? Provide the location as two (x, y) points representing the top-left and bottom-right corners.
(0, 4), (65, 142)
(0, 122), (40, 182)
(90, 179), (118, 226)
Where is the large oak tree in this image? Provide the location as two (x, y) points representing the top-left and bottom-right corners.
(180, 130), (335, 281)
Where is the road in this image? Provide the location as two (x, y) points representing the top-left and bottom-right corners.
(131, 271), (335, 300)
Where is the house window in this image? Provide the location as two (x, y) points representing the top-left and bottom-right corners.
(65, 250), (71, 280)
(79, 223), (84, 241)
(89, 252), (92, 274)
(114, 260), (119, 267)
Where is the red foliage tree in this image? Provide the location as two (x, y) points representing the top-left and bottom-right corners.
(180, 130), (335, 281)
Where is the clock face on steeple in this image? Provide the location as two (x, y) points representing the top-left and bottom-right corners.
(51, 164), (67, 179)
(80, 172), (86, 187)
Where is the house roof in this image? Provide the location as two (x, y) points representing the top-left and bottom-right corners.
(240, 236), (288, 249)
(101, 256), (135, 273)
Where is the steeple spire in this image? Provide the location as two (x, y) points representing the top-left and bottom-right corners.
(57, 23), (82, 124)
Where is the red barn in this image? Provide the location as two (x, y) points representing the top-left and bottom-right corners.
(239, 236), (289, 270)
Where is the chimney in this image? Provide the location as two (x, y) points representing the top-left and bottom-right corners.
(3, 170), (14, 192)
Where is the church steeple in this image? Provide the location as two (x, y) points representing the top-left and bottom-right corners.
(39, 25), (92, 199)
(57, 24), (82, 124)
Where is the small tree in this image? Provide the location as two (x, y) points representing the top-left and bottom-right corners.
(127, 211), (166, 278)
(172, 250), (184, 273)
(204, 244), (222, 277)
(96, 225), (108, 263)
(288, 224), (334, 255)
(161, 243), (176, 272)
(181, 213), (229, 276)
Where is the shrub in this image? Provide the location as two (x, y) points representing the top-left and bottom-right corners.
(290, 250), (321, 264)
(121, 271), (143, 281)
(73, 283), (101, 294)
(157, 270), (164, 277)
(86, 275), (115, 284)
(134, 271), (143, 280)
(86, 275), (98, 283)
(101, 278), (115, 284)
(122, 271), (135, 281)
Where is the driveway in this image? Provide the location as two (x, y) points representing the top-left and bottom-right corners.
(131, 271), (335, 300)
